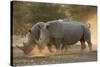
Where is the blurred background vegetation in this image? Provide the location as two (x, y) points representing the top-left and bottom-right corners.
(12, 1), (97, 36)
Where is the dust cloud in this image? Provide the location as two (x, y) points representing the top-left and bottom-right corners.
(13, 14), (97, 57)
(87, 14), (97, 50)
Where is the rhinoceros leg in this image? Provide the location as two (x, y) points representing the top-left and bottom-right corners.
(86, 40), (92, 51)
(37, 44), (44, 52)
(61, 43), (68, 51)
(55, 39), (63, 50)
(47, 43), (53, 52)
(47, 38), (57, 52)
(80, 40), (86, 51)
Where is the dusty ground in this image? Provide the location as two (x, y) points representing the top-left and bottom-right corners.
(12, 36), (97, 66)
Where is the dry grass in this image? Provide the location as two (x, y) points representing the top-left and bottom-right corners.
(12, 35), (97, 66)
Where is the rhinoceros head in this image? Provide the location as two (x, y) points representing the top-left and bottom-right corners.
(16, 42), (33, 55)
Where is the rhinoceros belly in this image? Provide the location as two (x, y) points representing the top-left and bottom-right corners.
(62, 23), (83, 44)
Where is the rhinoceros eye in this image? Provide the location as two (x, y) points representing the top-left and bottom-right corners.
(46, 25), (49, 29)
(28, 29), (31, 33)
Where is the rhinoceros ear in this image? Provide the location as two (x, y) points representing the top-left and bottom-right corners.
(38, 25), (41, 29)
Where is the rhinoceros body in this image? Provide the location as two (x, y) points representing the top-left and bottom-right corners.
(39, 20), (92, 51)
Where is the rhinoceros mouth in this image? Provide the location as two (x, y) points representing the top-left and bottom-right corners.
(16, 45), (24, 51)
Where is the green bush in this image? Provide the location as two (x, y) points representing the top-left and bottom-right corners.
(12, 1), (97, 35)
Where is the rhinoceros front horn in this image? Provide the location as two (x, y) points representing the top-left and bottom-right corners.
(16, 45), (24, 50)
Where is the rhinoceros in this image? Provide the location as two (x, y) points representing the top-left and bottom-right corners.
(39, 20), (92, 51)
(16, 22), (59, 54)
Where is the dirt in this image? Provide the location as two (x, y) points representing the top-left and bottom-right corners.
(11, 36), (97, 66)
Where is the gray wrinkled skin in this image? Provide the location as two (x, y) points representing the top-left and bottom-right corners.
(39, 20), (92, 51)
